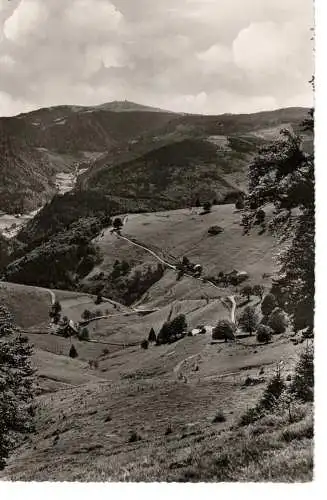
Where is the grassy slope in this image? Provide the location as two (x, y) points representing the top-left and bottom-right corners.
(0, 204), (312, 481)
(0, 334), (311, 481)
(0, 281), (52, 329)
(87, 204), (275, 309)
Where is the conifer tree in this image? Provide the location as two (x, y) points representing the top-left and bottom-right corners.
(0, 307), (35, 469)
(148, 328), (156, 343)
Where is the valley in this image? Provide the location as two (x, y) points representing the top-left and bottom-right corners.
(0, 100), (314, 483)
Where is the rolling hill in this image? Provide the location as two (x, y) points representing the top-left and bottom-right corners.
(0, 103), (309, 215)
(0, 102), (176, 214)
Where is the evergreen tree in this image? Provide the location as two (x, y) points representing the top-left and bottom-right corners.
(69, 344), (78, 358)
(261, 293), (276, 318)
(290, 344), (314, 402)
(0, 308), (35, 469)
(259, 369), (285, 411)
(0, 305), (18, 337)
(148, 328), (156, 343)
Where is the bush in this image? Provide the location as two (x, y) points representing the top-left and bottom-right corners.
(261, 293), (276, 317)
(241, 285), (253, 302)
(128, 430), (141, 443)
(212, 410), (226, 423)
(207, 225), (224, 236)
(268, 308), (288, 334)
(239, 306), (259, 336)
(212, 320), (236, 342)
(256, 325), (272, 344)
(239, 407), (261, 426)
(69, 344), (78, 358)
(141, 339), (149, 350)
(289, 345), (314, 402)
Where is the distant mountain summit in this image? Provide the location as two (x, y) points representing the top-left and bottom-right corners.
(90, 100), (175, 114)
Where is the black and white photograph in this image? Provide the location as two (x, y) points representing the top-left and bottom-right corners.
(0, 0), (317, 487)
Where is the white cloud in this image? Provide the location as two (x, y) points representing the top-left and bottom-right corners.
(3, 0), (48, 44)
(0, 90), (33, 116)
(0, 0), (314, 116)
(197, 44), (233, 74)
(65, 0), (123, 39)
(83, 45), (127, 78)
(233, 22), (298, 73)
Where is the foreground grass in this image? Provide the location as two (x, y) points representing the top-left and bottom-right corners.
(0, 368), (313, 482)
(176, 405), (313, 482)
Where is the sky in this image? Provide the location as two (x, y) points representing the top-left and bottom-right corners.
(0, 0), (314, 116)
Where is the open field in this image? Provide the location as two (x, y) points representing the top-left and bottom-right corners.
(89, 204), (276, 308)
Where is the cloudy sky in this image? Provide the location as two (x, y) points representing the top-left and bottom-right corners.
(0, 0), (314, 116)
